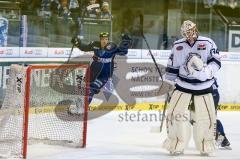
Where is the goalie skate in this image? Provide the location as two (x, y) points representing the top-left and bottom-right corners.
(200, 152), (215, 157)
(169, 151), (184, 156)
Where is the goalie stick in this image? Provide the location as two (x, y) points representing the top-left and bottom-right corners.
(139, 14), (170, 132)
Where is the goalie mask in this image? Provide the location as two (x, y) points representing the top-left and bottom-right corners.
(181, 20), (199, 41)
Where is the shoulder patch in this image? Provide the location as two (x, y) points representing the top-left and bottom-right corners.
(176, 45), (183, 51)
(104, 42), (117, 51)
(106, 44), (112, 50)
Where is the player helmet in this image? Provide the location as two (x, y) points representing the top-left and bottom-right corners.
(99, 32), (109, 38)
(181, 20), (199, 40)
(102, 2), (109, 7)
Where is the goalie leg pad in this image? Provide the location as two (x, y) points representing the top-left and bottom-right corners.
(192, 93), (216, 154)
(163, 90), (192, 153)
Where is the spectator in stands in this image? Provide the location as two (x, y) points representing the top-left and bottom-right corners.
(37, 0), (62, 17)
(61, 0), (84, 37)
(85, 0), (100, 18)
(214, 0), (240, 24)
(218, 0), (226, 6)
(21, 0), (40, 15)
(100, 2), (111, 19)
(8, 10), (17, 19)
(35, 0), (63, 38)
(120, 9), (143, 48)
(60, 0), (69, 19)
(203, 0), (217, 8)
(38, 0), (52, 17)
(228, 0), (238, 9)
(0, 17), (8, 47)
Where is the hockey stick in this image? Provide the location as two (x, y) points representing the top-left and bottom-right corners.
(139, 14), (169, 132)
(139, 14), (163, 81)
(67, 44), (75, 64)
(67, 0), (86, 64)
(160, 94), (170, 132)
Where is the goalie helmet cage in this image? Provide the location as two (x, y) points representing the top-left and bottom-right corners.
(0, 64), (90, 159)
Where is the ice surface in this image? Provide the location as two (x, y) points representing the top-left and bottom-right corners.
(27, 111), (239, 160)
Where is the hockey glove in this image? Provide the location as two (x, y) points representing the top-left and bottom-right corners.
(121, 34), (132, 41)
(187, 55), (204, 75)
(120, 34), (132, 49)
(92, 55), (99, 61)
(191, 66), (213, 81)
(71, 36), (81, 48)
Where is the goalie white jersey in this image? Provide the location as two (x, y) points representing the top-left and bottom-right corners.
(166, 36), (221, 95)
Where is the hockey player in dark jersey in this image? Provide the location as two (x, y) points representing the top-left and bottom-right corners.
(69, 32), (132, 114)
(212, 79), (232, 150)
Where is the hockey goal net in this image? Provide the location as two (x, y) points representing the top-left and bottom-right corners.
(0, 64), (89, 158)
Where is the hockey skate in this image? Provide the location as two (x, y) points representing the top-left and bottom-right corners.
(68, 98), (84, 115)
(221, 137), (232, 150)
(200, 152), (215, 157)
(216, 133), (232, 150)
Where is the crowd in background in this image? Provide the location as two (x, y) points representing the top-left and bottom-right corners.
(19, 0), (112, 19)
(1, 0), (240, 49)
(0, 0), (112, 47)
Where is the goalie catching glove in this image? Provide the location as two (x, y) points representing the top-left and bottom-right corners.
(187, 55), (204, 74)
(187, 55), (213, 81)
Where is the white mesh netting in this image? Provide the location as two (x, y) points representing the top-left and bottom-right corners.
(0, 64), (88, 158)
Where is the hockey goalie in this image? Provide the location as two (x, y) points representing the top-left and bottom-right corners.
(163, 20), (221, 156)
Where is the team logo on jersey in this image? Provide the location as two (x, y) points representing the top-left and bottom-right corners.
(106, 44), (112, 50)
(197, 43), (206, 50)
(176, 46), (183, 51)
